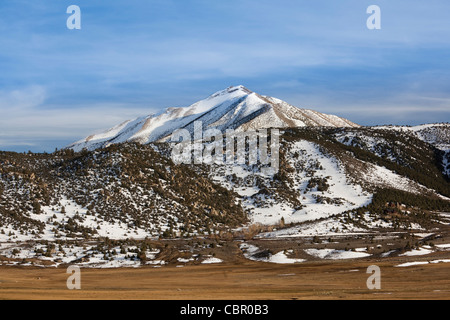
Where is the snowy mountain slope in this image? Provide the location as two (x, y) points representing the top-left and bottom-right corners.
(375, 123), (449, 149)
(2, 125), (450, 267)
(335, 124), (450, 178)
(3, 126), (448, 245)
(0, 144), (247, 243)
(68, 85), (359, 152)
(188, 126), (449, 241)
(196, 132), (446, 229)
(264, 139), (372, 225)
(404, 124), (449, 177)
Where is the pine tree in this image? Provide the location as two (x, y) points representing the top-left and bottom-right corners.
(33, 200), (41, 214)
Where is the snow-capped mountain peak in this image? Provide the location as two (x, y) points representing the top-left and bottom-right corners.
(67, 86), (359, 152)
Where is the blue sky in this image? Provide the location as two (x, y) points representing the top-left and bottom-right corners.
(0, 0), (449, 152)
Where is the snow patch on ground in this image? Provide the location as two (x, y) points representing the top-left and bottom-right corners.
(304, 248), (371, 260)
(396, 259), (450, 267)
(201, 257), (223, 264)
(13, 197), (152, 242)
(400, 247), (434, 257)
(240, 243), (305, 264)
(258, 217), (368, 238)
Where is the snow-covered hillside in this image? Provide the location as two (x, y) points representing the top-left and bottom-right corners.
(375, 123), (449, 150)
(200, 132), (447, 231)
(362, 124), (449, 177)
(1, 124), (450, 267)
(204, 139), (373, 226)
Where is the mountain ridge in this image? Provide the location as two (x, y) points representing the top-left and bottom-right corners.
(67, 85), (360, 152)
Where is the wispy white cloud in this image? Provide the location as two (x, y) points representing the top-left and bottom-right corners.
(0, 86), (158, 149)
(0, 85), (47, 110)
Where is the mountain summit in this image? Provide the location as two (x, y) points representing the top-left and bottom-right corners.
(67, 85), (359, 151)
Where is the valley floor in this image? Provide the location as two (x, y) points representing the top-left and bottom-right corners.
(1, 216), (449, 300)
(1, 254), (449, 300)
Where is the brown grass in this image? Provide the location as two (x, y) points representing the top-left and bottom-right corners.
(0, 259), (449, 300)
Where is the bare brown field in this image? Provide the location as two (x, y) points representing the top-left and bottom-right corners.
(0, 259), (449, 300)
